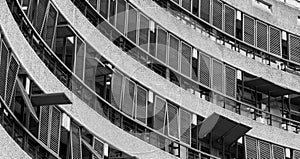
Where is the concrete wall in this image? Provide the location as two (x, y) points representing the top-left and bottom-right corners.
(51, 0), (300, 151)
(0, 0), (177, 158)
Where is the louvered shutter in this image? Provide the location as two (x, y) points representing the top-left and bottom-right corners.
(289, 35), (300, 63)
(245, 136), (258, 159)
(200, 0), (211, 23)
(199, 53), (211, 87)
(39, 106), (51, 146)
(269, 26), (281, 56)
(71, 123), (82, 159)
(0, 41), (10, 99)
(225, 65), (236, 98)
(5, 55), (20, 106)
(293, 150), (300, 159)
(180, 109), (191, 145)
(212, 0), (223, 30)
(243, 14), (255, 46)
(256, 21), (268, 51)
(258, 141), (271, 159)
(224, 5), (235, 36)
(50, 107), (61, 153)
(212, 59), (223, 93)
(168, 103), (179, 139)
(272, 145), (285, 159)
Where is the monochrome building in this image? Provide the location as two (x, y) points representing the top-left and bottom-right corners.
(0, 0), (300, 158)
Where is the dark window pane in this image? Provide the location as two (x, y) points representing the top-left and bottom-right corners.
(192, 0), (199, 16)
(35, 0), (49, 33)
(157, 27), (167, 63)
(181, 42), (192, 77)
(89, 0), (98, 9)
(192, 49), (198, 81)
(109, 0), (116, 25)
(182, 0), (192, 11)
(75, 38), (85, 80)
(100, 0), (109, 19)
(168, 35), (179, 70)
(139, 14), (150, 51)
(42, 5), (57, 49)
(116, 0), (126, 34)
(122, 78), (135, 117)
(127, 5), (137, 43)
(71, 123), (82, 159)
(180, 109), (191, 145)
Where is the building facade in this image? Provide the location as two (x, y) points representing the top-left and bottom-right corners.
(0, 0), (300, 158)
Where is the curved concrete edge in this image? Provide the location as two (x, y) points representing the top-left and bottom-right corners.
(0, 1), (177, 159)
(128, 0), (300, 95)
(0, 124), (31, 159)
(52, 0), (300, 151)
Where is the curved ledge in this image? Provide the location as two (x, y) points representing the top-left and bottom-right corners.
(0, 1), (176, 159)
(0, 124), (31, 159)
(51, 0), (300, 151)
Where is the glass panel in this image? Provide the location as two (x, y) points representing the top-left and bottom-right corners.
(89, 0), (98, 9)
(168, 103), (179, 139)
(180, 109), (191, 145)
(100, 0), (109, 19)
(42, 4), (57, 49)
(139, 14), (150, 51)
(71, 123), (81, 159)
(109, 0), (116, 25)
(127, 5), (137, 43)
(111, 71), (123, 108)
(156, 27), (167, 63)
(154, 96), (166, 133)
(35, 0), (49, 33)
(182, 0), (192, 11)
(28, 0), (38, 24)
(116, 0), (126, 34)
(192, 50), (198, 81)
(122, 78), (135, 117)
(181, 42), (192, 77)
(136, 86), (147, 124)
(192, 0), (199, 16)
(169, 35), (179, 70)
(75, 38), (85, 80)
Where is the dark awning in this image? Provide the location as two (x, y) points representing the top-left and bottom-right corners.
(199, 113), (251, 146)
(16, 78), (39, 122)
(244, 77), (297, 97)
(31, 93), (72, 106)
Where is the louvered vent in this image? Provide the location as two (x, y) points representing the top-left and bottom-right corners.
(168, 103), (178, 139)
(121, 79), (135, 117)
(71, 123), (81, 159)
(50, 107), (61, 153)
(243, 14), (255, 46)
(200, 0), (211, 23)
(212, 0), (223, 30)
(289, 35), (300, 63)
(212, 60), (223, 93)
(136, 86), (147, 124)
(259, 141), (271, 159)
(224, 5), (235, 36)
(180, 109), (191, 145)
(111, 71), (123, 109)
(256, 21), (268, 51)
(245, 136), (258, 159)
(39, 106), (50, 146)
(5, 56), (19, 106)
(272, 145), (285, 159)
(181, 43), (192, 78)
(93, 138), (104, 159)
(154, 96), (166, 133)
(199, 53), (211, 87)
(269, 26), (281, 56)
(294, 150), (300, 159)
(0, 42), (10, 100)
(225, 65), (236, 98)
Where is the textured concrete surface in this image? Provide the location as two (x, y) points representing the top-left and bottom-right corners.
(50, 0), (300, 151)
(0, 1), (177, 159)
(0, 124), (31, 159)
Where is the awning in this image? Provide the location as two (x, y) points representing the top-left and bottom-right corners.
(199, 113), (251, 146)
(16, 78), (39, 122)
(244, 77), (297, 97)
(31, 93), (72, 106)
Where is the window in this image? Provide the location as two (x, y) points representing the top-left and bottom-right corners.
(89, 0), (98, 10)
(139, 14), (150, 51)
(71, 123), (82, 159)
(181, 42), (192, 77)
(182, 0), (192, 11)
(116, 0), (126, 34)
(180, 109), (191, 145)
(42, 4), (58, 49)
(100, 0), (109, 19)
(35, 0), (49, 33)
(192, 0), (199, 16)
(192, 49), (198, 81)
(122, 78), (135, 117)
(136, 86), (147, 124)
(111, 71), (123, 108)
(168, 103), (179, 139)
(74, 38), (85, 80)
(127, 5), (137, 43)
(109, 0), (116, 25)
(169, 34), (179, 70)
(156, 26), (168, 63)
(154, 96), (167, 133)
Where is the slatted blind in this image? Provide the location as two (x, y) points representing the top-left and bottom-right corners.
(111, 71), (123, 109)
(71, 123), (82, 159)
(136, 86), (147, 124)
(199, 53), (211, 87)
(212, 59), (223, 93)
(200, 0), (211, 23)
(5, 55), (20, 106)
(181, 42), (192, 78)
(154, 96), (166, 133)
(50, 107), (61, 153)
(167, 103), (179, 139)
(39, 106), (50, 146)
(243, 14), (255, 46)
(180, 109), (191, 145)
(294, 150), (300, 159)
(169, 35), (179, 70)
(0, 41), (10, 100)
(269, 26), (281, 56)
(272, 145), (285, 159)
(224, 5), (235, 36)
(289, 35), (300, 63)
(93, 138), (104, 159)
(121, 78), (135, 117)
(258, 141), (271, 159)
(212, 0), (223, 30)
(256, 21), (268, 51)
(245, 136), (258, 159)
(225, 65), (236, 98)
